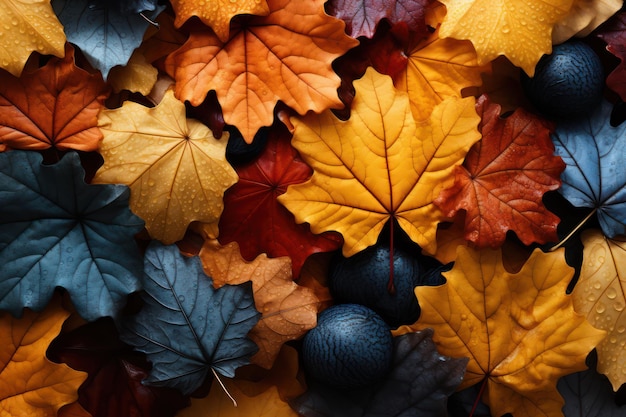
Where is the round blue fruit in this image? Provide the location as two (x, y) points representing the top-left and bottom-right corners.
(329, 244), (423, 328)
(521, 41), (604, 118)
(302, 304), (393, 389)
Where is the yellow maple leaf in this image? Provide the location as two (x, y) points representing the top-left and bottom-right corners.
(200, 240), (321, 369)
(278, 68), (481, 256)
(170, 0), (270, 42)
(438, 0), (574, 76)
(573, 229), (626, 391)
(108, 50), (158, 96)
(552, 0), (622, 43)
(93, 90), (238, 244)
(395, 246), (606, 417)
(0, 299), (87, 417)
(397, 27), (489, 121)
(0, 0), (66, 77)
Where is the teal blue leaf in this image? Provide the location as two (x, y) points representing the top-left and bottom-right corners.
(117, 242), (260, 395)
(552, 100), (626, 237)
(0, 151), (144, 320)
(52, 0), (165, 79)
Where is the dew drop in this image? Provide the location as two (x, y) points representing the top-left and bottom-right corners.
(618, 325), (626, 334)
(614, 301), (625, 312)
(596, 303), (606, 314)
(461, 314), (468, 320)
(593, 281), (602, 290)
(178, 295), (185, 302)
(501, 25), (510, 34)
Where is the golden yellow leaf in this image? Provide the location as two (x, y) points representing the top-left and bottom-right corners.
(0, 299), (87, 417)
(108, 50), (158, 96)
(93, 90), (238, 244)
(0, 0), (65, 77)
(395, 246), (606, 417)
(438, 0), (574, 76)
(397, 27), (489, 121)
(574, 229), (626, 391)
(170, 0), (270, 42)
(176, 346), (303, 417)
(278, 68), (481, 256)
(200, 240), (321, 369)
(552, 0), (623, 43)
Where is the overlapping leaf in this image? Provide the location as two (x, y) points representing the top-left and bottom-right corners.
(395, 246), (606, 417)
(435, 95), (564, 247)
(0, 298), (87, 417)
(199, 239), (322, 369)
(438, 0), (574, 75)
(170, 0), (270, 42)
(325, 0), (433, 39)
(552, 100), (626, 238)
(0, 44), (108, 152)
(0, 0), (66, 77)
(552, 0), (622, 43)
(108, 49), (158, 96)
(52, 0), (165, 79)
(217, 125), (342, 278)
(278, 68), (481, 256)
(93, 90), (238, 244)
(48, 318), (189, 417)
(573, 229), (626, 391)
(597, 11), (626, 102)
(291, 330), (468, 417)
(0, 151), (144, 321)
(165, 0), (359, 142)
(117, 242), (260, 395)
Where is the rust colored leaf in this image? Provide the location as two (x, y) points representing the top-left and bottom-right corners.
(325, 0), (433, 39)
(0, 298), (87, 417)
(93, 90), (238, 244)
(165, 0), (358, 142)
(435, 95), (565, 247)
(278, 68), (481, 256)
(395, 246), (606, 417)
(574, 229), (626, 391)
(200, 239), (322, 369)
(217, 124), (342, 278)
(0, 44), (108, 152)
(597, 11), (626, 102)
(0, 0), (66, 77)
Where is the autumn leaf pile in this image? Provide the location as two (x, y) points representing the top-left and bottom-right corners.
(1, 0), (626, 416)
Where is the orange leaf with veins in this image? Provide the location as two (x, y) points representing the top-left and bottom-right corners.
(165, 0), (358, 143)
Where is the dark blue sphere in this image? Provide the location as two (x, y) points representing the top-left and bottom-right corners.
(302, 304), (393, 389)
(521, 41), (604, 118)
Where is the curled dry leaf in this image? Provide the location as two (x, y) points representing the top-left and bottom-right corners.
(573, 229), (626, 391)
(0, 44), (108, 152)
(552, 0), (622, 44)
(438, 0), (574, 76)
(200, 239), (322, 369)
(165, 0), (359, 142)
(0, 298), (87, 417)
(395, 246), (606, 417)
(93, 90), (238, 244)
(278, 67), (481, 256)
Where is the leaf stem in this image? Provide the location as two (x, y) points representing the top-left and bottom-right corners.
(387, 220), (396, 295)
(549, 207), (597, 252)
(469, 377), (489, 417)
(211, 367), (238, 407)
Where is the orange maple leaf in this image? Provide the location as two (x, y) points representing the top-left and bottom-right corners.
(0, 298), (87, 417)
(165, 0), (358, 143)
(278, 68), (481, 256)
(435, 95), (564, 247)
(395, 246), (606, 417)
(93, 90), (238, 244)
(170, 0), (270, 42)
(0, 44), (108, 152)
(438, 0), (574, 75)
(200, 240), (322, 369)
(574, 229), (626, 391)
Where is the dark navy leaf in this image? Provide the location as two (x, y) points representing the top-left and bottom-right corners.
(114, 0), (158, 13)
(52, 0), (165, 79)
(552, 100), (626, 237)
(117, 242), (260, 395)
(291, 329), (468, 417)
(0, 151), (144, 320)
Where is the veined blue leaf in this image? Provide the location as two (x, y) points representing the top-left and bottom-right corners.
(0, 151), (144, 320)
(552, 100), (626, 237)
(52, 0), (165, 79)
(118, 242), (260, 395)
